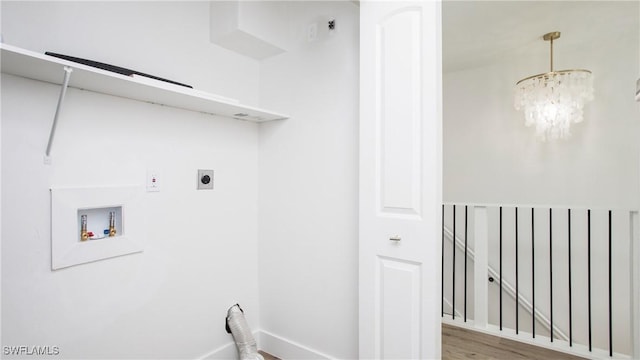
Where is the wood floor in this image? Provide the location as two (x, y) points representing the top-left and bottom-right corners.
(260, 325), (586, 359)
(442, 324), (587, 360)
(259, 350), (280, 360)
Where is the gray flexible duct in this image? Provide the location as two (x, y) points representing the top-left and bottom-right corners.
(226, 304), (264, 360)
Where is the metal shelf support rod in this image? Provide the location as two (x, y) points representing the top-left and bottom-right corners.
(45, 66), (73, 158)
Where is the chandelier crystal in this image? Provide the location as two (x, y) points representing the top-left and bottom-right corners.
(514, 32), (593, 141)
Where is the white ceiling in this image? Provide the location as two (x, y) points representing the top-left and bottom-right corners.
(442, 0), (639, 73)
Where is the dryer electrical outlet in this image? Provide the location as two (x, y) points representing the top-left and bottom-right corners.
(197, 169), (214, 190)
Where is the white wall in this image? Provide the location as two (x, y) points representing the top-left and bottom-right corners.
(443, 1), (640, 210)
(258, 2), (359, 359)
(1, 2), (263, 359)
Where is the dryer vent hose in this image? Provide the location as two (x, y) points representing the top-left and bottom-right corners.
(225, 304), (264, 360)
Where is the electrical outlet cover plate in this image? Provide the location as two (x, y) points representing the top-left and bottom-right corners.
(147, 170), (160, 192)
(197, 169), (214, 190)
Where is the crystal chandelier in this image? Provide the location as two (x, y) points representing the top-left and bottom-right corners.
(514, 32), (593, 141)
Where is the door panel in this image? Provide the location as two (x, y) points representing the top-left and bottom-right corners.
(360, 1), (442, 359)
(378, 9), (423, 217)
(379, 256), (422, 359)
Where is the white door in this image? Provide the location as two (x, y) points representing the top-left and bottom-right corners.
(359, 1), (442, 359)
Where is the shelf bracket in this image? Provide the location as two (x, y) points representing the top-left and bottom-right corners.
(44, 66), (73, 163)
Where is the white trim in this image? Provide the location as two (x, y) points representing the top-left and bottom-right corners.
(442, 296), (463, 318)
(473, 206), (488, 328)
(631, 211), (640, 359)
(443, 202), (639, 213)
(197, 330), (335, 360)
(258, 330), (335, 360)
(196, 340), (237, 360)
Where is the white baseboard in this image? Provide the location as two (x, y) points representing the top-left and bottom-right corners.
(257, 330), (334, 360)
(196, 330), (334, 360)
(197, 340), (238, 360)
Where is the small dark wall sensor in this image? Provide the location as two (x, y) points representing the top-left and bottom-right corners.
(197, 169), (214, 190)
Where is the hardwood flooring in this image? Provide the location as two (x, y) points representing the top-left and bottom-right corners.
(258, 350), (280, 360)
(442, 324), (587, 360)
(260, 325), (586, 359)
